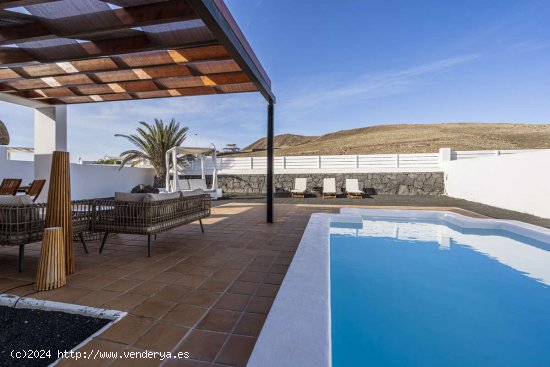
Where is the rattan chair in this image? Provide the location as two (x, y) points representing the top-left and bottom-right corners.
(0, 202), (46, 271)
(0, 178), (22, 196)
(0, 199), (94, 271)
(94, 194), (211, 257)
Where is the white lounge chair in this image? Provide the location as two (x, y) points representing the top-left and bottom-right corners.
(345, 179), (363, 199)
(291, 178), (307, 198)
(323, 178), (336, 198)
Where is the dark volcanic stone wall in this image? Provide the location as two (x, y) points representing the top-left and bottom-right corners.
(189, 172), (444, 195)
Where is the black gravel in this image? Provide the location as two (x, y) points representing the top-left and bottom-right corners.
(0, 306), (111, 367)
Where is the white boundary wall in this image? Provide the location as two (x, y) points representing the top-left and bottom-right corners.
(1, 147), (155, 200)
(3, 147), (548, 217)
(0, 147), (34, 183)
(444, 150), (550, 218)
(70, 164), (155, 200)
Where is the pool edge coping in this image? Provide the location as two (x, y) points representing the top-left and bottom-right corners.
(246, 212), (339, 367)
(247, 208), (550, 367)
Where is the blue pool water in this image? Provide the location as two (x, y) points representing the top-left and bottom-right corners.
(330, 218), (550, 367)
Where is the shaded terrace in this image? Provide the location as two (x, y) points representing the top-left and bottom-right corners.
(0, 0), (276, 219)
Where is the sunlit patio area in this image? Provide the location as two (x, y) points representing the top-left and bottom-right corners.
(0, 203), (332, 366)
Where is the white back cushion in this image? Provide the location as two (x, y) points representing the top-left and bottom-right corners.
(115, 192), (147, 202)
(346, 179), (360, 192)
(189, 179), (208, 190)
(181, 189), (204, 197)
(323, 178), (336, 193)
(143, 192), (181, 202)
(294, 178), (307, 191)
(178, 179), (191, 190)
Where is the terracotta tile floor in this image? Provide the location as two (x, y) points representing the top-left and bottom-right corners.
(0, 203), (486, 366)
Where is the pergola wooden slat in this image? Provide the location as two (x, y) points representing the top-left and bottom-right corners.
(0, 0), (272, 104)
(0, 0), (200, 45)
(0, 0), (276, 222)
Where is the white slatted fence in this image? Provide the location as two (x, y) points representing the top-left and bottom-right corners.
(181, 149), (542, 175)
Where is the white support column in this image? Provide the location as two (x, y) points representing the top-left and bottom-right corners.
(34, 105), (68, 202)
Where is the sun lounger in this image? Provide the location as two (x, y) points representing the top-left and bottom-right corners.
(27, 179), (46, 202)
(0, 178), (22, 196)
(291, 178), (307, 198)
(323, 178), (337, 198)
(345, 179), (363, 199)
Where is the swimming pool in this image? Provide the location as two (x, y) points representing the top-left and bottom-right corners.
(248, 209), (550, 367)
(331, 217), (550, 367)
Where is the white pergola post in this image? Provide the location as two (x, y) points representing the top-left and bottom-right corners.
(34, 105), (68, 202)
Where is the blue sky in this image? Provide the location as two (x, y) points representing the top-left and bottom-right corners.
(2, 0), (550, 161)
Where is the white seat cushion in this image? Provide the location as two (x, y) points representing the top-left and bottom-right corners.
(0, 195), (33, 205)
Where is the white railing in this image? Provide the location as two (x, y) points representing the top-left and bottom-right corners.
(451, 149), (540, 160)
(183, 149), (539, 175)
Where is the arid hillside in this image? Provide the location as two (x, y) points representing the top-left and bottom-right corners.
(235, 123), (550, 156)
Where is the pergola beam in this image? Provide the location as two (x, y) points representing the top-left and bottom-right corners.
(8, 83), (256, 104)
(0, 63), (242, 86)
(0, 46), (234, 81)
(186, 0), (275, 103)
(0, 0), (60, 8)
(0, 0), (200, 45)
(0, 71), (251, 98)
(0, 90), (48, 107)
(0, 35), (218, 67)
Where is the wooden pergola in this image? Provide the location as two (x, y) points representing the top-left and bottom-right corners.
(0, 0), (276, 221)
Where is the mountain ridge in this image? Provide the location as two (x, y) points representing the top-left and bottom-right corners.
(233, 123), (550, 156)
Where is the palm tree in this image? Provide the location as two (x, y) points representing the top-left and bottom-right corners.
(116, 118), (189, 187)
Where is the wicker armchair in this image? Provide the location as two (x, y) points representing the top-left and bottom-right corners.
(72, 199), (96, 253)
(93, 194), (211, 257)
(0, 200), (94, 271)
(0, 202), (46, 271)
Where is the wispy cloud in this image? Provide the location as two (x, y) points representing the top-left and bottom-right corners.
(511, 40), (550, 53)
(279, 54), (482, 133)
(279, 53), (482, 122)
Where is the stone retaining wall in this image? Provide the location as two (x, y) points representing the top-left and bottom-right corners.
(187, 172), (444, 195)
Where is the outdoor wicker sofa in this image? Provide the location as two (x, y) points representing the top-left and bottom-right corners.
(93, 192), (211, 257)
(0, 197), (94, 271)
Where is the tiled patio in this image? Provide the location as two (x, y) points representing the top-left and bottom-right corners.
(0, 202), (525, 366)
(0, 203), (339, 366)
